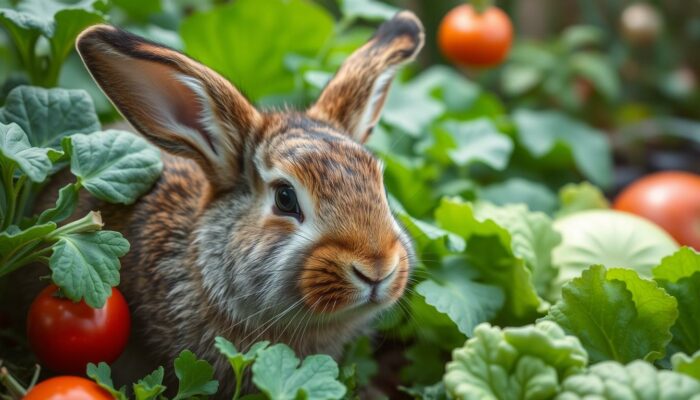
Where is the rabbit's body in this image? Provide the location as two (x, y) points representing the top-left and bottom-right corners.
(72, 12), (424, 396)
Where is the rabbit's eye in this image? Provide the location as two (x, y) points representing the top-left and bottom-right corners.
(274, 185), (303, 221)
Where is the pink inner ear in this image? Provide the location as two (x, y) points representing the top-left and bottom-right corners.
(124, 59), (217, 152)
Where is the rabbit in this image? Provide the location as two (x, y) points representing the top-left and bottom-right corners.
(71, 10), (424, 396)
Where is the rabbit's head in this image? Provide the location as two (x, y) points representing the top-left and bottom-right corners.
(76, 12), (423, 339)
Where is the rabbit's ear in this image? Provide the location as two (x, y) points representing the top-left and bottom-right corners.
(308, 11), (424, 143)
(76, 25), (261, 189)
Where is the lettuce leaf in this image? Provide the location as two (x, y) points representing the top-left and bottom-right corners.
(558, 360), (700, 400)
(653, 247), (700, 355)
(545, 265), (677, 363)
(444, 321), (587, 400)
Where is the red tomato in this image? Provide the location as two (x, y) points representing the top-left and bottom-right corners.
(24, 376), (113, 400)
(27, 285), (131, 375)
(614, 171), (700, 250)
(438, 4), (513, 67)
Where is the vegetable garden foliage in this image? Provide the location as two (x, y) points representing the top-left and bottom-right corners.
(0, 0), (698, 399)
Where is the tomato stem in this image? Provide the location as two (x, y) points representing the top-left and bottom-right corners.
(471, 0), (493, 13)
(0, 366), (27, 399)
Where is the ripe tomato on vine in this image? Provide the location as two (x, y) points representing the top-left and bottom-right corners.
(438, 0), (514, 67)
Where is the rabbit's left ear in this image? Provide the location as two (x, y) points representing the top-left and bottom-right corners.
(308, 11), (424, 143)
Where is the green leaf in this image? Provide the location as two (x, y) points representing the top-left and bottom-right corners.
(652, 246), (700, 282)
(86, 362), (128, 400)
(513, 109), (613, 188)
(501, 64), (542, 96)
(545, 265), (678, 363)
(569, 52), (620, 100)
(173, 350), (219, 400)
(400, 382), (447, 400)
(133, 367), (166, 400)
(555, 181), (609, 218)
(340, 0), (398, 21)
(558, 360), (700, 400)
(480, 177), (558, 215)
(475, 202), (561, 300)
(49, 230), (129, 308)
(0, 221), (55, 262)
(672, 351), (700, 381)
(444, 321), (587, 400)
(66, 130), (163, 205)
(0, 122), (52, 182)
(112, 0), (162, 21)
(341, 336), (378, 387)
(215, 336), (269, 381)
(181, 0), (334, 101)
(0, 0), (105, 37)
(428, 119), (513, 170)
(382, 76), (446, 137)
(653, 248), (700, 355)
(417, 257), (504, 336)
(36, 182), (79, 224)
(252, 343), (346, 400)
(434, 198), (543, 323)
(560, 25), (604, 50)
(0, 86), (100, 149)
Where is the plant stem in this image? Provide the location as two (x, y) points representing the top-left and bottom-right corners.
(0, 367), (27, 399)
(471, 0), (493, 13)
(45, 211), (104, 240)
(1, 166), (22, 232)
(232, 371), (243, 400)
(0, 245), (52, 279)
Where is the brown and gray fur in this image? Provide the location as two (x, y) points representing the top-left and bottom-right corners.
(69, 11), (424, 395)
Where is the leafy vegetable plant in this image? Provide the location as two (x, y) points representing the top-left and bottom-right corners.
(0, 85), (161, 307)
(88, 337), (346, 400)
(0, 0), (107, 87)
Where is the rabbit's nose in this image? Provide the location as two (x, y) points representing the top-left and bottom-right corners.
(351, 264), (396, 286)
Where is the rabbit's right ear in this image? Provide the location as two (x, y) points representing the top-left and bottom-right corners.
(76, 25), (261, 190)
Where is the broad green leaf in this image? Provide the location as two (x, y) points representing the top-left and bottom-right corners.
(553, 210), (678, 282)
(545, 265), (678, 363)
(555, 181), (609, 218)
(66, 130), (162, 205)
(51, 7), (104, 64)
(173, 350), (219, 400)
(133, 367), (166, 400)
(0, 222), (56, 262)
(560, 25), (604, 50)
(49, 230), (129, 308)
(661, 274), (700, 355)
(417, 257), (504, 336)
(475, 202), (561, 300)
(112, 0), (162, 21)
(558, 360), (700, 400)
(397, 212), (465, 257)
(428, 119), (513, 170)
(0, 0), (105, 37)
(36, 182), (79, 224)
(181, 0), (333, 101)
(444, 321), (587, 400)
(434, 198), (543, 323)
(382, 76), (446, 137)
(480, 178), (558, 214)
(86, 362), (128, 400)
(513, 109), (613, 188)
(501, 64), (542, 96)
(0, 122), (52, 182)
(340, 0), (398, 21)
(672, 351), (700, 381)
(381, 154), (437, 218)
(252, 343), (346, 400)
(0, 86), (100, 149)
(652, 246), (700, 282)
